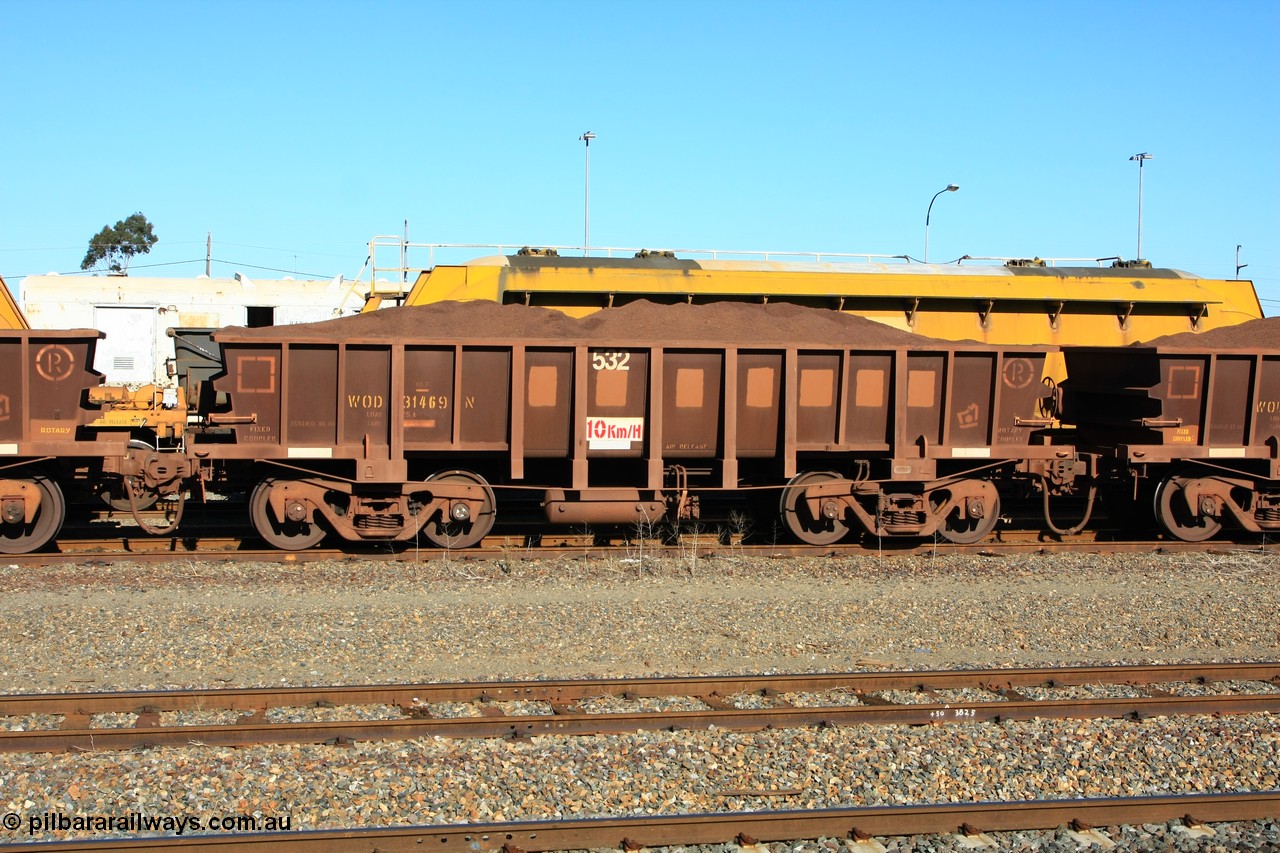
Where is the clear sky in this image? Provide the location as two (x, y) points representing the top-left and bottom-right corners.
(2, 1), (1277, 314)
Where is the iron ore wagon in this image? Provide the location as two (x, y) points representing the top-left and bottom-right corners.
(199, 300), (1083, 550)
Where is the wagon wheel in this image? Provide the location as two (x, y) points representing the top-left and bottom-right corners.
(249, 479), (327, 551)
(1154, 469), (1223, 542)
(779, 471), (850, 546)
(423, 470), (496, 549)
(933, 481), (1000, 544)
(0, 475), (66, 554)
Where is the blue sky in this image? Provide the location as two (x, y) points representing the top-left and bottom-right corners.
(2, 1), (1277, 313)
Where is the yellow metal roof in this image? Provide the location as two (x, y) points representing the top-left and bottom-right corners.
(402, 254), (1262, 349)
(0, 275), (29, 329)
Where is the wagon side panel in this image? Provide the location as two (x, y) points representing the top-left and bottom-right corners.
(662, 350), (722, 458)
(340, 346), (392, 453)
(736, 350), (782, 457)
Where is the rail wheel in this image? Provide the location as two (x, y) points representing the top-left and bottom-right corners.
(779, 471), (850, 546)
(249, 479), (327, 551)
(0, 475), (66, 554)
(935, 484), (1001, 544)
(423, 470), (496, 549)
(1154, 469), (1223, 542)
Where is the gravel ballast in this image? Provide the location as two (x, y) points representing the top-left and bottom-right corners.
(0, 549), (1277, 849)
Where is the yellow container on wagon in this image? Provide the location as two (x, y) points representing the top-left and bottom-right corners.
(0, 275), (30, 330)
(399, 253), (1262, 350)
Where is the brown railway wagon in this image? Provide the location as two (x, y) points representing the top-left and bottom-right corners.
(204, 302), (1079, 549)
(0, 330), (120, 553)
(1062, 327), (1280, 541)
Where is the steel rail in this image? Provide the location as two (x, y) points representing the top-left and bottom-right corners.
(3, 663), (1276, 754)
(4, 693), (1279, 754)
(10, 531), (1279, 567)
(4, 792), (1278, 851)
(5, 662), (1277, 712)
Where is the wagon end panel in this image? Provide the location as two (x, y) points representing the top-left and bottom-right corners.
(213, 343), (284, 450)
(1, 331), (105, 448)
(991, 350), (1054, 448)
(1152, 354), (1210, 449)
(1062, 347), (1265, 452)
(1060, 347), (1166, 446)
(0, 337), (21, 445)
(27, 333), (104, 444)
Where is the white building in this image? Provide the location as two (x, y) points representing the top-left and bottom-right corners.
(20, 272), (365, 386)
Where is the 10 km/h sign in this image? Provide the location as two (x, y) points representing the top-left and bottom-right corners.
(585, 416), (644, 449)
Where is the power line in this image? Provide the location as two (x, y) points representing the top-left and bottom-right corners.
(211, 258), (338, 279)
(1, 258), (209, 279)
(2, 256), (341, 281)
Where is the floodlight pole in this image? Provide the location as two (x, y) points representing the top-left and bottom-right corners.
(1129, 153), (1153, 260)
(924, 184), (959, 263)
(580, 132), (596, 257)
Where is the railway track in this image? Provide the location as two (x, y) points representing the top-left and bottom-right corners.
(11, 525), (1280, 567)
(3, 663), (1277, 754)
(3, 792), (1278, 851)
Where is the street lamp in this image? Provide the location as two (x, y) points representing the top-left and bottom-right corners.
(1129, 152), (1153, 260)
(579, 131), (596, 257)
(924, 184), (959, 263)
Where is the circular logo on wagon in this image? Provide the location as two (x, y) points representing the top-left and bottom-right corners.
(1002, 358), (1036, 389)
(34, 344), (76, 381)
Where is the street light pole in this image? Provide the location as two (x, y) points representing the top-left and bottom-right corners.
(579, 131), (596, 257)
(1129, 152), (1153, 260)
(924, 184), (959, 263)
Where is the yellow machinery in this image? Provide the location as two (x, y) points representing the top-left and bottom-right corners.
(396, 253), (1262, 350)
(87, 384), (188, 441)
(0, 275), (29, 330)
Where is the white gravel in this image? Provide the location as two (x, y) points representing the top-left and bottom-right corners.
(0, 549), (1276, 849)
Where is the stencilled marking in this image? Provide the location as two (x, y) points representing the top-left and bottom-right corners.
(1001, 358), (1035, 390)
(35, 344), (76, 382)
